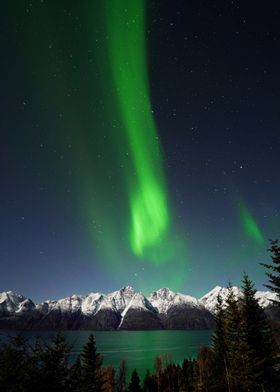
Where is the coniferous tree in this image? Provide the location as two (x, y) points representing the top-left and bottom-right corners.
(224, 286), (240, 371)
(34, 332), (71, 392)
(143, 370), (157, 392)
(220, 276), (278, 391)
(224, 284), (254, 391)
(260, 239), (280, 305)
(154, 355), (162, 388)
(116, 360), (127, 392)
(195, 346), (212, 392)
(240, 273), (277, 390)
(159, 363), (180, 392)
(211, 294), (229, 391)
(128, 369), (142, 392)
(69, 355), (83, 392)
(180, 358), (196, 392)
(80, 334), (104, 392)
(0, 334), (31, 392)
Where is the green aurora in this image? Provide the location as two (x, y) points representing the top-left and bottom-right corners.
(81, 0), (187, 290)
(6, 1), (274, 295)
(238, 200), (265, 246)
(105, 0), (171, 262)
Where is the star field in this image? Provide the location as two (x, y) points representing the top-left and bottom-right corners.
(1, 0), (280, 301)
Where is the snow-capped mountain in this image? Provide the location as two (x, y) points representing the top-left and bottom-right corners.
(255, 290), (278, 308)
(200, 286), (279, 313)
(148, 288), (201, 314)
(0, 291), (35, 316)
(0, 285), (278, 330)
(119, 292), (161, 330)
(199, 286), (242, 313)
(147, 288), (214, 329)
(121, 292), (155, 316)
(35, 286), (138, 316)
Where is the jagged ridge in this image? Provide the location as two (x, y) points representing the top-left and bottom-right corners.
(0, 286), (278, 330)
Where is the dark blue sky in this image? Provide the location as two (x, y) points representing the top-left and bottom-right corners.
(1, 1), (279, 303)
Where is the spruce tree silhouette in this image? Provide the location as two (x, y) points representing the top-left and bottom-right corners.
(128, 369), (142, 392)
(240, 273), (276, 390)
(261, 239), (280, 305)
(80, 334), (104, 392)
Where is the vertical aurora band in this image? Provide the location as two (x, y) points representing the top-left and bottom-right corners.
(238, 200), (265, 245)
(105, 0), (172, 263)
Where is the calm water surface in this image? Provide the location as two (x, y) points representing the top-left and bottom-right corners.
(0, 330), (212, 377)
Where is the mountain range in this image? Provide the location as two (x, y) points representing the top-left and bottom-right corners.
(0, 286), (279, 330)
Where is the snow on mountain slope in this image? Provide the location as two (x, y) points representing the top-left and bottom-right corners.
(36, 295), (84, 314)
(118, 292), (160, 330)
(199, 286), (278, 312)
(255, 290), (278, 307)
(36, 292), (114, 316)
(81, 293), (110, 315)
(121, 292), (155, 317)
(199, 286), (242, 312)
(148, 288), (200, 314)
(1, 285), (278, 322)
(34, 287), (136, 316)
(107, 286), (136, 313)
(55, 294), (85, 312)
(16, 298), (36, 313)
(0, 291), (35, 314)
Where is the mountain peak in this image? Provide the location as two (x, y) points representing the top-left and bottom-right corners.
(157, 287), (174, 295)
(0, 291), (34, 315)
(149, 287), (175, 299)
(107, 286), (136, 313)
(0, 286), (278, 330)
(200, 286), (242, 312)
(211, 286), (223, 292)
(122, 292), (154, 314)
(120, 286), (135, 293)
(148, 288), (199, 314)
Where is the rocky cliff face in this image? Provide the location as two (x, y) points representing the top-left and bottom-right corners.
(0, 291), (35, 317)
(0, 286), (278, 330)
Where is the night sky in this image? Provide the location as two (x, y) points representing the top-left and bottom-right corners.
(1, 0), (280, 302)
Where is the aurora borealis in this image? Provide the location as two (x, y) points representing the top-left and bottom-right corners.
(1, 1), (280, 301)
(237, 200), (265, 246)
(106, 1), (171, 261)
(104, 0), (182, 264)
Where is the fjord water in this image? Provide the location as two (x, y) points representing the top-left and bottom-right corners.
(0, 330), (212, 377)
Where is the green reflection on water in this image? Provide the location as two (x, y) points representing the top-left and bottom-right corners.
(0, 330), (213, 378)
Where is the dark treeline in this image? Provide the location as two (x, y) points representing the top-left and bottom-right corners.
(0, 241), (280, 392)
